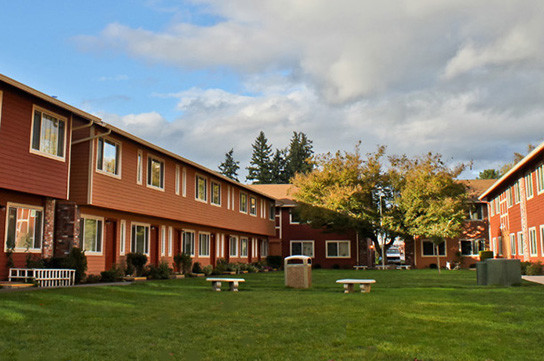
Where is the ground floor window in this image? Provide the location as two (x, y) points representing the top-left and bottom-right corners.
(240, 237), (248, 257)
(183, 231), (195, 256)
(199, 233), (210, 257)
(260, 239), (269, 257)
(80, 216), (103, 254)
(131, 224), (149, 254)
(459, 239), (485, 256)
(529, 228), (538, 256)
(290, 240), (314, 257)
(510, 233), (516, 256)
(6, 204), (43, 251)
(229, 236), (239, 257)
(326, 240), (350, 258)
(517, 232), (524, 255)
(422, 240), (445, 256)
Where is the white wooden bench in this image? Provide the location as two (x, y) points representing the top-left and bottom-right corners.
(336, 279), (376, 293)
(353, 266), (368, 271)
(206, 278), (245, 292)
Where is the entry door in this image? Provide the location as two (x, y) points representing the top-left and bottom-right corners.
(150, 226), (159, 266)
(105, 219), (117, 270)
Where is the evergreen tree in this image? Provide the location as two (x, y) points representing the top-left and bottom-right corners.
(246, 131), (273, 184)
(285, 132), (314, 181)
(478, 169), (500, 179)
(218, 148), (240, 181)
(270, 148), (289, 183)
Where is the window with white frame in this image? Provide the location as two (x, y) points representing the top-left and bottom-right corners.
(540, 226), (544, 257)
(96, 138), (120, 176)
(240, 237), (248, 257)
(326, 240), (350, 258)
(260, 239), (269, 257)
(119, 220), (126, 255)
(525, 172), (534, 199)
(161, 226), (166, 256)
(229, 236), (239, 257)
(517, 232), (524, 255)
(137, 151), (143, 184)
(290, 209), (301, 224)
(422, 240), (446, 256)
(529, 228), (538, 256)
(147, 156), (164, 189)
(507, 187), (513, 207)
(249, 197), (257, 216)
(490, 201), (495, 217)
(182, 167), (187, 197)
(31, 107), (66, 159)
(5, 204), (43, 251)
(196, 175), (207, 202)
(211, 182), (221, 206)
(131, 224), (149, 254)
(168, 227), (173, 257)
(494, 197), (500, 214)
(497, 236), (503, 256)
(468, 203), (484, 220)
(240, 193), (248, 213)
(510, 233), (516, 256)
(459, 239), (485, 256)
(198, 233), (210, 257)
(290, 240), (314, 257)
(182, 231), (195, 256)
(175, 166), (180, 195)
(537, 164), (544, 193)
(80, 216), (103, 254)
(514, 182), (521, 204)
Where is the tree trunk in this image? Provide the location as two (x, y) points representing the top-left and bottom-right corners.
(435, 243), (441, 274)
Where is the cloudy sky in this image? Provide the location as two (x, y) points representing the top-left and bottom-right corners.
(1, 0), (543, 180)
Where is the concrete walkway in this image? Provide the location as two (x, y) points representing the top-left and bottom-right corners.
(522, 275), (544, 285)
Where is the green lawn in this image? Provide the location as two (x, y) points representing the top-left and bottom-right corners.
(1, 269), (543, 361)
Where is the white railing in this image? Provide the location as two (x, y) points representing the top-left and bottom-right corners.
(9, 268), (76, 288)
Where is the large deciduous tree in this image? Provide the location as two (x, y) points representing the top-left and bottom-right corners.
(218, 148), (240, 181)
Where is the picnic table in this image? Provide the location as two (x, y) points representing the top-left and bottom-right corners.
(336, 279), (376, 293)
(206, 278), (245, 292)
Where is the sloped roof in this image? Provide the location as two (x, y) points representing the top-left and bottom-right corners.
(248, 184), (298, 206)
(458, 179), (496, 201)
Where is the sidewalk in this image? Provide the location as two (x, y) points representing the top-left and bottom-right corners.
(522, 275), (544, 285)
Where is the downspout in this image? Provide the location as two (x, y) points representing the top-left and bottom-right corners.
(72, 129), (111, 145)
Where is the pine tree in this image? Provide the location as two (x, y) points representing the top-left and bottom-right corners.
(270, 148), (289, 183)
(285, 132), (314, 181)
(218, 148), (240, 181)
(246, 131), (273, 184)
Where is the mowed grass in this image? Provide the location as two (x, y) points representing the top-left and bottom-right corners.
(1, 270), (543, 361)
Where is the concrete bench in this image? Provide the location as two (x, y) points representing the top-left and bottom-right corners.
(336, 279), (376, 293)
(396, 265), (411, 270)
(353, 266), (368, 271)
(206, 278), (245, 292)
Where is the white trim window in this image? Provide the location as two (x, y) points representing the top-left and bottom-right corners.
(211, 181), (221, 206)
(240, 237), (248, 257)
(517, 232), (524, 256)
(514, 182), (521, 204)
(229, 236), (239, 257)
(249, 197), (257, 216)
(175, 166), (180, 195)
(421, 240), (446, 257)
(497, 236), (503, 256)
(137, 150), (143, 185)
(182, 167), (187, 197)
(182, 231), (195, 256)
(260, 239), (269, 257)
(147, 156), (165, 190)
(5, 204), (43, 252)
(168, 227), (173, 257)
(537, 164), (544, 194)
(468, 204), (484, 221)
(525, 172), (534, 199)
(326, 240), (350, 258)
(459, 239), (485, 256)
(240, 193), (248, 213)
(199, 233), (210, 257)
(195, 175), (207, 202)
(119, 220), (126, 256)
(510, 233), (516, 256)
(30, 107), (66, 160)
(96, 138), (121, 177)
(80, 216), (104, 254)
(290, 240), (314, 257)
(227, 186), (231, 210)
(494, 197), (500, 215)
(490, 201), (495, 217)
(131, 223), (150, 255)
(540, 225), (544, 257)
(507, 187), (513, 207)
(161, 226), (166, 256)
(529, 227), (538, 256)
(289, 209), (301, 224)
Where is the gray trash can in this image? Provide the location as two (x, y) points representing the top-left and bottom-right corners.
(284, 255), (312, 288)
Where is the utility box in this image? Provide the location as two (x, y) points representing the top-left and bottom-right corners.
(477, 259), (521, 286)
(284, 255), (312, 289)
(476, 261), (488, 285)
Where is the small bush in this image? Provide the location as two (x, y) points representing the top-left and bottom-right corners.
(266, 256), (283, 269)
(85, 274), (101, 283)
(213, 258), (228, 274)
(64, 248), (88, 284)
(192, 262), (203, 274)
(148, 262), (172, 279)
(429, 263), (437, 269)
(202, 265), (213, 276)
(100, 264), (125, 282)
(126, 253), (148, 276)
(332, 264), (340, 269)
(521, 261), (531, 275)
(526, 261), (543, 276)
(26, 253), (44, 269)
(247, 264), (258, 273)
(174, 253), (192, 275)
(479, 250), (494, 262)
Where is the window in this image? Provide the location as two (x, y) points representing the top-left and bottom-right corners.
(96, 138), (120, 176)
(422, 240), (445, 256)
(182, 167), (187, 197)
(497, 236), (503, 256)
(540, 226), (544, 257)
(175, 166), (180, 195)
(211, 182), (221, 206)
(227, 186), (231, 210)
(199, 233), (210, 257)
(490, 200), (495, 217)
(260, 239), (269, 257)
(31, 107), (66, 159)
(529, 228), (537, 256)
(131, 224), (149, 254)
(5, 204), (43, 251)
(526, 172), (534, 199)
(119, 220), (126, 255)
(249, 197), (257, 216)
(460, 239), (485, 256)
(507, 187), (513, 207)
(514, 182), (521, 204)
(494, 197), (500, 215)
(137, 151), (143, 184)
(517, 232), (524, 255)
(468, 204), (484, 220)
(229, 236), (239, 257)
(240, 193), (248, 213)
(240, 237), (248, 257)
(161, 226), (166, 256)
(537, 164), (544, 193)
(269, 203), (275, 220)
(147, 156), (164, 189)
(290, 240), (314, 257)
(326, 240), (350, 258)
(80, 216), (103, 254)
(195, 175), (207, 202)
(290, 209), (301, 224)
(168, 227), (173, 257)
(182, 231), (195, 256)
(510, 234), (516, 256)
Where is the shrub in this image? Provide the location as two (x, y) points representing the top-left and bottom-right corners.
(202, 265), (213, 276)
(479, 250), (494, 262)
(126, 253), (148, 276)
(266, 256), (283, 269)
(148, 262), (173, 279)
(251, 261), (266, 271)
(213, 258), (228, 274)
(100, 264), (125, 282)
(429, 263), (437, 269)
(64, 248), (87, 284)
(85, 274), (101, 283)
(526, 261), (543, 276)
(192, 262), (203, 274)
(521, 261), (531, 275)
(174, 253), (192, 275)
(332, 264), (340, 269)
(238, 263), (249, 271)
(25, 253), (45, 269)
(247, 264), (258, 273)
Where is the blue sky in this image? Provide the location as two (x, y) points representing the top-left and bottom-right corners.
(2, 0), (544, 180)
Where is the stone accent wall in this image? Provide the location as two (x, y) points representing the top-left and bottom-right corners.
(54, 201), (80, 257)
(42, 198), (56, 258)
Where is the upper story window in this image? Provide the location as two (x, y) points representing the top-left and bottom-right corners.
(514, 181), (521, 204)
(196, 175), (207, 202)
(175, 166), (180, 195)
(249, 196), (257, 216)
(240, 192), (248, 213)
(468, 203), (484, 220)
(137, 151), (143, 184)
(506, 187), (513, 207)
(5, 204), (43, 252)
(147, 156), (164, 190)
(211, 181), (221, 206)
(0, 90), (3, 128)
(96, 138), (121, 176)
(31, 107), (66, 160)
(490, 199), (495, 216)
(525, 172), (534, 199)
(290, 209), (301, 224)
(537, 164), (544, 194)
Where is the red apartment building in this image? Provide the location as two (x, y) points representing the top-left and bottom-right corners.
(0, 73), (275, 278)
(250, 184), (373, 268)
(480, 143), (544, 262)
